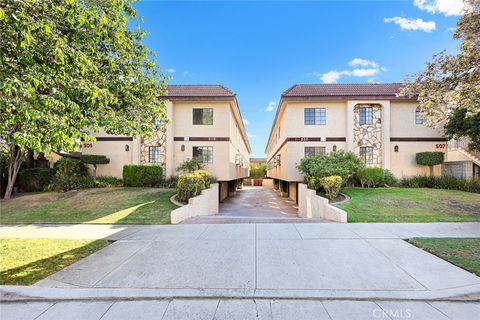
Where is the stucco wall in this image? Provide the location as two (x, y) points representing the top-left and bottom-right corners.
(297, 183), (347, 222)
(170, 183), (219, 224)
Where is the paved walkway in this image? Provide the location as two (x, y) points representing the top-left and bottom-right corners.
(2, 223), (480, 319)
(2, 298), (479, 319)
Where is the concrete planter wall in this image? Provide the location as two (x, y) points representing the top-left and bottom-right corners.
(170, 183), (219, 224)
(298, 183), (347, 223)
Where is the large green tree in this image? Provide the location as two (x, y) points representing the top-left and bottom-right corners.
(399, 0), (479, 150)
(0, 0), (168, 199)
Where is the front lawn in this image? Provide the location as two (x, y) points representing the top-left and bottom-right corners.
(337, 188), (480, 222)
(0, 238), (109, 285)
(0, 188), (178, 224)
(409, 238), (480, 276)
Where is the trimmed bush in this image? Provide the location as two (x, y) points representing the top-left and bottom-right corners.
(123, 165), (163, 187)
(383, 170), (397, 186)
(355, 167), (385, 188)
(49, 158), (91, 192)
(161, 176), (179, 188)
(80, 154), (110, 179)
(399, 175), (480, 193)
(176, 170), (215, 203)
(18, 168), (55, 192)
(94, 176), (123, 188)
(319, 175), (343, 200)
(416, 152), (444, 177)
(297, 150), (364, 188)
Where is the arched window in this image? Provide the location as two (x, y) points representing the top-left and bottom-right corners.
(415, 107), (426, 124)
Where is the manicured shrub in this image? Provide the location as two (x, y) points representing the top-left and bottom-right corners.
(18, 167), (55, 192)
(123, 165), (163, 187)
(319, 175), (343, 200)
(297, 150), (364, 186)
(94, 176), (123, 188)
(416, 152), (444, 177)
(399, 175), (480, 193)
(355, 167), (385, 188)
(161, 176), (179, 188)
(49, 158), (91, 192)
(80, 155), (110, 179)
(176, 169), (215, 203)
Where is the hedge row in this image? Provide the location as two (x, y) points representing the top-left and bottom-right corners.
(399, 175), (480, 193)
(176, 169), (215, 203)
(123, 164), (163, 187)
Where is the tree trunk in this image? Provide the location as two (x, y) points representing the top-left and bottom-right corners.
(429, 165), (434, 177)
(4, 147), (24, 199)
(92, 164), (97, 179)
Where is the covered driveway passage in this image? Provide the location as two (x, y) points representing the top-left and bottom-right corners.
(220, 186), (298, 218)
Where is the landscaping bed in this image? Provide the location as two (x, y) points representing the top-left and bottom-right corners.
(0, 187), (178, 224)
(0, 238), (109, 285)
(337, 187), (480, 222)
(409, 237), (480, 276)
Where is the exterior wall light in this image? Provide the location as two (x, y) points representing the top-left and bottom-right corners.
(125, 144), (129, 152)
(394, 145), (399, 152)
(181, 144), (185, 152)
(333, 145), (337, 152)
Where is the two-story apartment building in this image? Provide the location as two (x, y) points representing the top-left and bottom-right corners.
(265, 83), (448, 201)
(80, 85), (251, 200)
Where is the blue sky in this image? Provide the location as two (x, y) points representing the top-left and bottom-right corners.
(133, 0), (464, 157)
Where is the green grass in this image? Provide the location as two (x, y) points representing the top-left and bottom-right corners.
(0, 238), (109, 285)
(0, 187), (178, 224)
(409, 238), (480, 276)
(337, 187), (480, 222)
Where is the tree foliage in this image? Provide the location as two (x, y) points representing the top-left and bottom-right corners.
(399, 0), (480, 150)
(176, 157), (205, 173)
(249, 163), (266, 179)
(0, 0), (168, 198)
(416, 151), (444, 177)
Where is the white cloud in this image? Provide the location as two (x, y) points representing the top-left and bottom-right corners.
(183, 71), (189, 75)
(165, 68), (176, 73)
(247, 132), (256, 138)
(242, 118), (250, 126)
(265, 101), (276, 112)
(309, 58), (386, 84)
(384, 16), (436, 32)
(446, 27), (456, 32)
(349, 58), (378, 68)
(414, 0), (465, 16)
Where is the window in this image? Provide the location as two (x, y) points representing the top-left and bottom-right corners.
(192, 146), (213, 163)
(148, 146), (161, 163)
(193, 108), (213, 125)
(278, 126), (281, 139)
(304, 147), (326, 157)
(415, 107), (426, 124)
(359, 146), (374, 164)
(304, 108), (326, 125)
(358, 106), (373, 125)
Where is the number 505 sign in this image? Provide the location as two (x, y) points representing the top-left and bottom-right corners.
(83, 143), (93, 148)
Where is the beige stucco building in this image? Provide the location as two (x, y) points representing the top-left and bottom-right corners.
(265, 83), (479, 201)
(80, 85), (251, 200)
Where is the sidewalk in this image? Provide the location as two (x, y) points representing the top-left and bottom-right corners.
(1, 222), (479, 240)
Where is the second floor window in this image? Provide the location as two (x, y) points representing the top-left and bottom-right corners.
(304, 147), (326, 157)
(304, 108), (326, 125)
(358, 106), (373, 125)
(415, 107), (426, 124)
(193, 146), (213, 163)
(193, 108), (213, 125)
(148, 146), (161, 163)
(359, 146), (374, 164)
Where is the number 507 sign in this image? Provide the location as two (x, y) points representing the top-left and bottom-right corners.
(436, 143), (446, 149)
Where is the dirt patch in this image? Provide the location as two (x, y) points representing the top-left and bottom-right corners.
(445, 199), (480, 215)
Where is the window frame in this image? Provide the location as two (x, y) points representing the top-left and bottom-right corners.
(304, 108), (326, 125)
(192, 108), (213, 125)
(358, 106), (373, 125)
(304, 146), (326, 157)
(192, 146), (213, 164)
(359, 146), (374, 164)
(415, 107), (426, 125)
(148, 146), (162, 163)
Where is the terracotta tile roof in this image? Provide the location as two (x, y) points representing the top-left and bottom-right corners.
(282, 83), (405, 97)
(166, 85), (235, 97)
